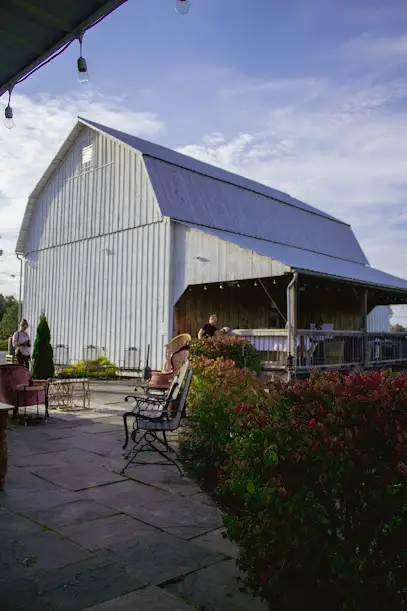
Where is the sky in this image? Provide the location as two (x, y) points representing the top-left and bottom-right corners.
(0, 0), (407, 323)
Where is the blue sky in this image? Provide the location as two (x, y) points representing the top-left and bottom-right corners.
(0, 0), (407, 322)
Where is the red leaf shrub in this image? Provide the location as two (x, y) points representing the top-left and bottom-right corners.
(220, 370), (407, 610)
(190, 335), (261, 372)
(180, 356), (265, 487)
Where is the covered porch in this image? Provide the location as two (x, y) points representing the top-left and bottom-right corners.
(173, 271), (407, 375)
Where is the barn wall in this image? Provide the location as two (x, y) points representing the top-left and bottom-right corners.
(22, 129), (171, 369)
(24, 127), (160, 253)
(367, 306), (391, 332)
(171, 223), (289, 304)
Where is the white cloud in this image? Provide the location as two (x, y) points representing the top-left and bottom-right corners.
(175, 68), (407, 322)
(0, 88), (163, 296)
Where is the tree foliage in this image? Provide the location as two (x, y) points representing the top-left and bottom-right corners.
(32, 313), (55, 380)
(0, 295), (19, 340)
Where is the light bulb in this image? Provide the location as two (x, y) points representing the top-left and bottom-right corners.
(175, 0), (190, 14)
(219, 284), (223, 289)
(4, 104), (14, 129)
(254, 281), (258, 287)
(77, 56), (89, 84)
(203, 285), (207, 291)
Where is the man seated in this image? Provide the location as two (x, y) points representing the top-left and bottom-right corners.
(198, 314), (219, 339)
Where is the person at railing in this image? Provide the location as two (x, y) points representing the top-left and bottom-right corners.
(198, 314), (220, 339)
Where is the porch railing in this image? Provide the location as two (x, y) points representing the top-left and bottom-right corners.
(232, 329), (289, 369)
(295, 330), (407, 371)
(235, 329), (407, 371)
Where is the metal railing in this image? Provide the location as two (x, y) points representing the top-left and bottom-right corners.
(233, 329), (289, 369)
(120, 346), (141, 371)
(295, 330), (407, 370)
(238, 329), (407, 371)
(83, 345), (101, 361)
(53, 344), (70, 366)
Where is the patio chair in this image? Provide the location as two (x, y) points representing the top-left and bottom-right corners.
(0, 364), (49, 420)
(121, 368), (193, 476)
(145, 345), (190, 394)
(163, 333), (191, 371)
(125, 359), (189, 412)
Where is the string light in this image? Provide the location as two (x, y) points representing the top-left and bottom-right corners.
(77, 33), (89, 84)
(254, 280), (258, 287)
(4, 88), (14, 129)
(219, 283), (223, 289)
(203, 285), (207, 291)
(175, 0), (190, 14)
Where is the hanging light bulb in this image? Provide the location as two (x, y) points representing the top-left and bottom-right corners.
(4, 88), (14, 129)
(254, 280), (258, 287)
(77, 34), (89, 84)
(219, 283), (223, 289)
(237, 282), (241, 288)
(175, 0), (190, 14)
(203, 285), (207, 291)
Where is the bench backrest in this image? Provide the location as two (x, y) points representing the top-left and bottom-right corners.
(167, 368), (193, 429)
(172, 359), (189, 400)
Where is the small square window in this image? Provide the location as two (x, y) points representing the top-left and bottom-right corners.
(82, 144), (93, 166)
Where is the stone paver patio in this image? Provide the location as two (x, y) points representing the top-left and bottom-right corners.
(1, 392), (267, 611)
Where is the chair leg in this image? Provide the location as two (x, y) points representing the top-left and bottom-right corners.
(145, 432), (184, 476)
(121, 431), (146, 473)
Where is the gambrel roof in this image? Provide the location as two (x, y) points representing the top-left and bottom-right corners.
(16, 117), (407, 294)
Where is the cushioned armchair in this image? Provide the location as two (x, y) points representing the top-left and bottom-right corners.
(0, 365), (48, 416)
(147, 345), (190, 393)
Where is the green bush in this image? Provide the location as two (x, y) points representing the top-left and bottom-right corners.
(190, 335), (261, 372)
(180, 356), (265, 490)
(32, 313), (55, 380)
(0, 339), (8, 351)
(59, 355), (118, 379)
(219, 370), (407, 610)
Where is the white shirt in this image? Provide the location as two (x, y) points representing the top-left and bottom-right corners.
(12, 331), (31, 356)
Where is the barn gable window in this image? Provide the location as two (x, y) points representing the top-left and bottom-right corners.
(81, 144), (93, 166)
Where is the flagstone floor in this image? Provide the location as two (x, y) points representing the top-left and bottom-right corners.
(1, 403), (267, 611)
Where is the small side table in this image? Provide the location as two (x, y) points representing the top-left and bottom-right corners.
(0, 405), (9, 491)
(16, 384), (49, 425)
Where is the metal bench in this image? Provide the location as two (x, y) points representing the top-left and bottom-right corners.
(121, 368), (192, 476)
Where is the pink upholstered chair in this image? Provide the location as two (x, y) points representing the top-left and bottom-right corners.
(0, 365), (48, 417)
(147, 346), (190, 393)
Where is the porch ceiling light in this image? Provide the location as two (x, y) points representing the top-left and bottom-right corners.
(77, 33), (89, 84)
(4, 88), (14, 129)
(175, 0), (190, 14)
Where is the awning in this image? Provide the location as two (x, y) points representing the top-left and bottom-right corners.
(180, 222), (407, 294)
(0, 0), (127, 96)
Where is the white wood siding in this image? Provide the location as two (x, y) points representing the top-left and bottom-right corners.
(171, 223), (289, 305)
(23, 129), (170, 369)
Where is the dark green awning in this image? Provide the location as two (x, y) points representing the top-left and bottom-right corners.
(0, 0), (128, 96)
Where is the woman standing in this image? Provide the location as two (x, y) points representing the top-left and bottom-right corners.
(12, 319), (31, 368)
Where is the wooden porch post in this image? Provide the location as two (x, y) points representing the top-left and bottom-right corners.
(361, 288), (369, 367)
(287, 272), (298, 377)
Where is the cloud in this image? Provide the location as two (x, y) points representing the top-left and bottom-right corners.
(174, 66), (407, 323)
(1, 36), (406, 325)
(0, 88), (163, 296)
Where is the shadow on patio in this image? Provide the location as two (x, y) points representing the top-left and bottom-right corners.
(1, 406), (267, 611)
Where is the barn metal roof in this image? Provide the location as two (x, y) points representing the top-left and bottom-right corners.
(180, 222), (407, 294)
(81, 118), (369, 266)
(0, 0), (127, 97)
(16, 117), (407, 295)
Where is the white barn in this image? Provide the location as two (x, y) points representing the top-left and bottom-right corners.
(16, 119), (407, 372)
